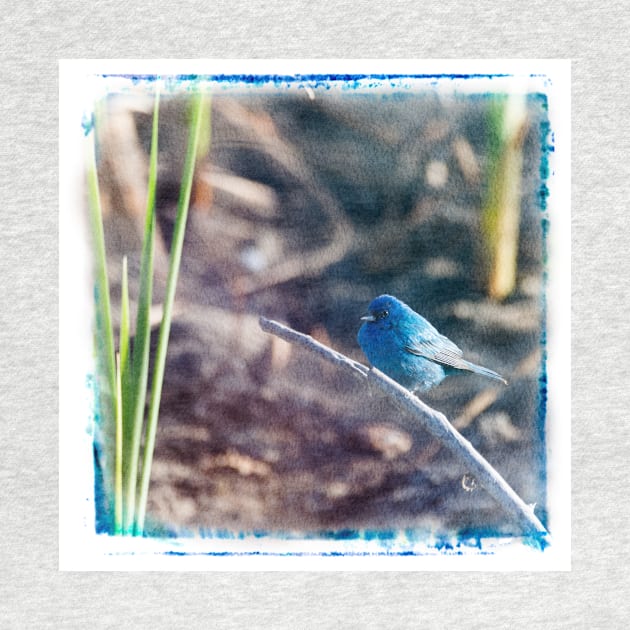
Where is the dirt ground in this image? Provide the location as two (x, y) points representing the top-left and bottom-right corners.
(96, 86), (548, 538)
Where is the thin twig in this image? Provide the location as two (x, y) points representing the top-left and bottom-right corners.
(259, 316), (549, 542)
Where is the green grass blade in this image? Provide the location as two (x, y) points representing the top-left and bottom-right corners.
(120, 255), (132, 410)
(114, 353), (123, 534)
(196, 94), (212, 160)
(120, 256), (131, 374)
(119, 256), (134, 528)
(86, 122), (116, 409)
(123, 89), (161, 534)
(135, 92), (206, 534)
(86, 121), (116, 531)
(481, 94), (526, 300)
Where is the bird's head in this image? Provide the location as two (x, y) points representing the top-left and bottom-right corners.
(360, 294), (404, 328)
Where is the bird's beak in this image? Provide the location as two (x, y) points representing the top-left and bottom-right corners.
(360, 314), (376, 322)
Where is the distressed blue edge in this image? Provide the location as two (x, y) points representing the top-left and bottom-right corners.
(100, 72), (520, 80)
(534, 92), (552, 531)
(87, 73), (555, 556)
(97, 72), (549, 92)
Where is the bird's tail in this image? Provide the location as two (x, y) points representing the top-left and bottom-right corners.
(461, 360), (508, 385)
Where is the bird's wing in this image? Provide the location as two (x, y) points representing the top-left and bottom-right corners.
(404, 333), (467, 370)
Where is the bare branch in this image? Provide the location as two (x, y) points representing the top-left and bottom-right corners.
(259, 316), (549, 542)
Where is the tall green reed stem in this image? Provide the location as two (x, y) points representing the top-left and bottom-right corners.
(481, 93), (527, 300)
(86, 123), (117, 532)
(118, 256), (131, 531)
(114, 352), (123, 533)
(135, 92), (206, 534)
(123, 89), (161, 534)
(86, 127), (116, 418)
(88, 88), (207, 535)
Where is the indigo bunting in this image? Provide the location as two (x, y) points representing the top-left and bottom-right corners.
(358, 294), (507, 392)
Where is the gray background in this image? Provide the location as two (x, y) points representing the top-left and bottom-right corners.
(2, 2), (627, 629)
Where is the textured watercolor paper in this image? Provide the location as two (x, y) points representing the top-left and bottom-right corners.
(59, 59), (570, 570)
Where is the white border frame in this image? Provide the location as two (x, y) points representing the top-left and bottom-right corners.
(59, 59), (570, 571)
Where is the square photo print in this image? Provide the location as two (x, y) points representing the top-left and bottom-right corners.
(59, 60), (570, 570)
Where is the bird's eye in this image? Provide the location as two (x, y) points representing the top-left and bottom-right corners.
(376, 309), (389, 321)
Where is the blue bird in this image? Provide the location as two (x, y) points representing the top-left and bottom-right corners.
(357, 295), (507, 393)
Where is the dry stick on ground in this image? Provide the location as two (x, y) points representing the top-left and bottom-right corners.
(259, 316), (549, 542)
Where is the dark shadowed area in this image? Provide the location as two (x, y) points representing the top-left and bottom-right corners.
(97, 85), (548, 537)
